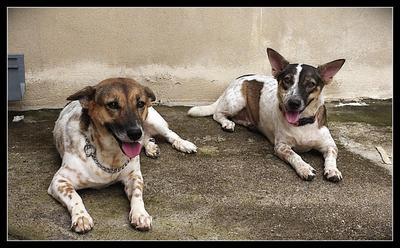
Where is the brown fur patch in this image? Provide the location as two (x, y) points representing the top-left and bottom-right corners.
(277, 81), (286, 109)
(275, 144), (295, 161)
(84, 78), (154, 133)
(93, 129), (104, 151)
(316, 105), (327, 128)
(128, 171), (142, 181)
(134, 181), (144, 191)
(237, 80), (264, 128)
(57, 182), (75, 198)
(80, 108), (91, 131)
(142, 106), (149, 121)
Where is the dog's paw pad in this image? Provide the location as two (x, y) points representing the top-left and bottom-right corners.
(71, 213), (94, 233)
(297, 163), (316, 181)
(145, 142), (160, 158)
(324, 168), (343, 182)
(129, 210), (152, 231)
(172, 139), (197, 153)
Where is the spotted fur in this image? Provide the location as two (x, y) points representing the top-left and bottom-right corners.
(188, 48), (345, 182)
(48, 77), (197, 233)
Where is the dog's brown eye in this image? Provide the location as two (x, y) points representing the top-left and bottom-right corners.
(107, 101), (120, 110)
(281, 77), (292, 90)
(137, 100), (145, 108)
(307, 81), (316, 89)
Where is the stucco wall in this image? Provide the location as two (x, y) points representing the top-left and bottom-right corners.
(8, 8), (392, 110)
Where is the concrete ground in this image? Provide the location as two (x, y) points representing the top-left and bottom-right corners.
(7, 99), (392, 240)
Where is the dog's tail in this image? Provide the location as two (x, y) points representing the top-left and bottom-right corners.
(187, 97), (220, 117)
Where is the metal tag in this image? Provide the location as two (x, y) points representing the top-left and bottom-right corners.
(84, 144), (96, 157)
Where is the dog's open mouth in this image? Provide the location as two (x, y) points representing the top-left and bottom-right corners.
(284, 111), (301, 124)
(121, 142), (142, 158)
(109, 130), (142, 158)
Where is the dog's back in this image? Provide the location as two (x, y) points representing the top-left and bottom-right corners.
(53, 101), (83, 159)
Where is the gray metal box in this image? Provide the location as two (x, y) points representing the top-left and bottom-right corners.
(8, 54), (25, 101)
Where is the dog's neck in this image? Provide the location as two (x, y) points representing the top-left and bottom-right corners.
(85, 122), (128, 169)
(301, 93), (325, 119)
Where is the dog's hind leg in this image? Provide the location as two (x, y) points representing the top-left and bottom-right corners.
(212, 83), (247, 132)
(144, 107), (197, 154)
(213, 112), (236, 132)
(47, 164), (94, 233)
(274, 143), (317, 181)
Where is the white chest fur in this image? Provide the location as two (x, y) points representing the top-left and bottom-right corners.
(256, 77), (330, 152)
(53, 101), (141, 189)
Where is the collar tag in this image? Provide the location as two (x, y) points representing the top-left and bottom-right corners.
(83, 133), (130, 174)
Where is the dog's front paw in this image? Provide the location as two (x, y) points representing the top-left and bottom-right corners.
(324, 168), (343, 182)
(129, 208), (152, 231)
(172, 139), (197, 153)
(296, 163), (316, 181)
(221, 121), (235, 132)
(145, 142), (160, 158)
(71, 211), (94, 234)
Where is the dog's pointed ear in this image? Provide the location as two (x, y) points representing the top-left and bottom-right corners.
(66, 86), (96, 108)
(317, 59), (346, 84)
(144, 86), (156, 103)
(267, 48), (290, 77)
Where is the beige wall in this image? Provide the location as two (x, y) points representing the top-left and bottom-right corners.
(8, 8), (392, 110)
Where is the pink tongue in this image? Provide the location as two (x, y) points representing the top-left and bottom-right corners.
(285, 111), (300, 124)
(121, 142), (142, 158)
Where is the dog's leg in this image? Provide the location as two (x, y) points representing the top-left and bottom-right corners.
(212, 88), (247, 132)
(47, 167), (94, 233)
(274, 143), (316, 181)
(321, 146), (342, 182)
(144, 107), (197, 153)
(121, 169), (152, 231)
(316, 131), (342, 182)
(213, 112), (236, 132)
(142, 133), (160, 158)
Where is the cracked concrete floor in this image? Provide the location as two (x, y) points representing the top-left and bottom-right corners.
(7, 100), (392, 240)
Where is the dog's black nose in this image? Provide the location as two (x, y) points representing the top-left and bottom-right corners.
(287, 98), (302, 110)
(127, 127), (142, 141)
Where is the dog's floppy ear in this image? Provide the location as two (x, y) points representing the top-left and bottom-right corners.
(66, 86), (96, 108)
(267, 48), (290, 77)
(317, 59), (346, 84)
(144, 86), (156, 103)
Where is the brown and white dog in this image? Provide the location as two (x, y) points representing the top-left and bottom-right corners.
(188, 48), (345, 182)
(48, 77), (197, 233)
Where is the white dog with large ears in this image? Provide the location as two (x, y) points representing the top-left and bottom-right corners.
(188, 48), (345, 182)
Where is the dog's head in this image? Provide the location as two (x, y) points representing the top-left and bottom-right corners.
(67, 78), (156, 158)
(266, 48), (345, 125)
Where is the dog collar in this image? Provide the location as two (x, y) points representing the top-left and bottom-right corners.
(83, 134), (131, 174)
(294, 116), (316, 126)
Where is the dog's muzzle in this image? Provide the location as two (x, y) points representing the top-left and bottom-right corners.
(106, 124), (143, 159)
(283, 96), (305, 125)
